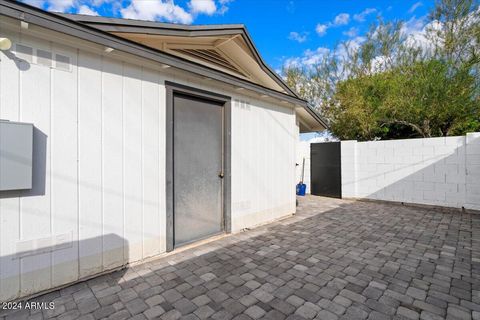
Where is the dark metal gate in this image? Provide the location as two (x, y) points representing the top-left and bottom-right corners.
(310, 142), (342, 198)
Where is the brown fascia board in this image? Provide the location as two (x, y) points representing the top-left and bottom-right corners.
(0, 0), (327, 130)
(60, 13), (298, 98)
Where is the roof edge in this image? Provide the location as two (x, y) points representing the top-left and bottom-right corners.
(59, 13), (246, 31)
(0, 0), (327, 131)
(58, 13), (299, 98)
(0, 0), (301, 104)
(305, 104), (329, 130)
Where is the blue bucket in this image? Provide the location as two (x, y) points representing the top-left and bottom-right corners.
(296, 183), (306, 196)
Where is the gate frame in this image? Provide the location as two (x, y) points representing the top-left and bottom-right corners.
(165, 81), (232, 252)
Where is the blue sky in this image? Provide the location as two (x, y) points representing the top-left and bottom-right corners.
(24, 0), (434, 71)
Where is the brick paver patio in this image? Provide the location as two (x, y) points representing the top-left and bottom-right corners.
(2, 196), (479, 320)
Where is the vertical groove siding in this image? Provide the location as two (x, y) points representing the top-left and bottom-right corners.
(0, 24), (166, 301)
(0, 20), (298, 301)
(230, 99), (297, 232)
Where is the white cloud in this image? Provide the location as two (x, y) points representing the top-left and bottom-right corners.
(333, 13), (350, 26)
(403, 7), (479, 56)
(304, 132), (337, 143)
(316, 24), (328, 36)
(47, 0), (75, 12)
(23, 0), (46, 8)
(402, 15), (432, 50)
(288, 31), (308, 43)
(218, 0), (233, 14)
(408, 2), (423, 14)
(284, 47), (330, 68)
(286, 5), (479, 74)
(343, 27), (359, 38)
(91, 0), (109, 6)
(353, 8), (376, 22)
(403, 15), (427, 34)
(77, 5), (99, 15)
(121, 0), (193, 24)
(189, 0), (216, 15)
(315, 12), (353, 37)
(22, 0), (103, 13)
(370, 55), (391, 73)
(21, 0), (235, 22)
(337, 35), (365, 59)
(286, 0), (295, 13)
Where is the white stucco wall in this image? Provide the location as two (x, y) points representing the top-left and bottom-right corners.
(0, 18), (299, 301)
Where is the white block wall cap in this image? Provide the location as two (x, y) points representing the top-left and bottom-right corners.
(466, 132), (480, 142)
(423, 137), (447, 146)
(405, 138), (425, 147)
(444, 136), (465, 145)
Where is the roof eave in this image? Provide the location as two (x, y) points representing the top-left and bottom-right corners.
(0, 0), (303, 105)
(0, 1), (327, 131)
(58, 13), (298, 97)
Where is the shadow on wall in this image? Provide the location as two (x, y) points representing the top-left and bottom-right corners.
(2, 49), (31, 72)
(342, 134), (480, 210)
(0, 234), (128, 304)
(0, 127), (47, 198)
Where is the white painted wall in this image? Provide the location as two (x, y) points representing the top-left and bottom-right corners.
(231, 99), (297, 231)
(465, 133), (480, 211)
(0, 18), (299, 301)
(0, 22), (167, 301)
(296, 141), (311, 193)
(301, 134), (480, 210)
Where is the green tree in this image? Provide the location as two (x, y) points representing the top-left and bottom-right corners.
(330, 60), (479, 140)
(284, 0), (480, 141)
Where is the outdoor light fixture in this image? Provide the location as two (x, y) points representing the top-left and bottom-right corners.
(0, 38), (12, 51)
(104, 46), (114, 53)
(160, 64), (170, 69)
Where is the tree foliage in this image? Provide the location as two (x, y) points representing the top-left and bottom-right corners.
(284, 0), (480, 141)
(332, 60), (478, 140)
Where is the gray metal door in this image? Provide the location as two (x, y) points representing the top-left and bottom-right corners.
(173, 93), (224, 247)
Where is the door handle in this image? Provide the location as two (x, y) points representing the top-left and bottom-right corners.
(218, 172), (224, 179)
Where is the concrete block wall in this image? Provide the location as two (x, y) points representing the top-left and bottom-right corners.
(340, 141), (357, 198)
(466, 133), (480, 210)
(338, 133), (480, 210)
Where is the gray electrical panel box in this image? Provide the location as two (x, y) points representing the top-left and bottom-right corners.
(0, 120), (33, 191)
